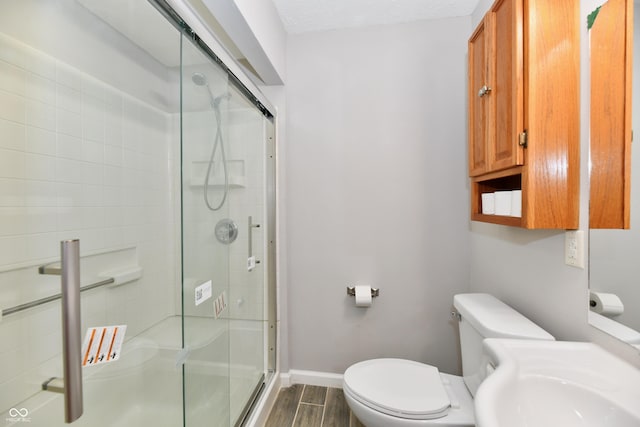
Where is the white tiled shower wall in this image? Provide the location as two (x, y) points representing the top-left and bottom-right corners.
(0, 33), (177, 411)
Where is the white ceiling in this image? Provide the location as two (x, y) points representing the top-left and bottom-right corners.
(272, 0), (481, 34)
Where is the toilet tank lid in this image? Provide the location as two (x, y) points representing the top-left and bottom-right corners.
(453, 294), (555, 340)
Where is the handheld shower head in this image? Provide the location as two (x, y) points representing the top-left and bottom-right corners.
(191, 72), (231, 108)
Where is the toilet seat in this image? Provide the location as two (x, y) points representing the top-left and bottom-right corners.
(343, 358), (451, 420)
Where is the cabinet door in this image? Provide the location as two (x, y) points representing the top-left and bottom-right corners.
(468, 19), (490, 177)
(488, 0), (524, 171)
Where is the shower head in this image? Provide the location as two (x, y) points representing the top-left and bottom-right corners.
(191, 72), (208, 86)
(191, 72), (231, 108)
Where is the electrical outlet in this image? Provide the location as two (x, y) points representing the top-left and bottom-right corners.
(565, 230), (584, 268)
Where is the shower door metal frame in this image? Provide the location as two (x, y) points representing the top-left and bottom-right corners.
(265, 120), (277, 375)
(148, 0), (275, 120)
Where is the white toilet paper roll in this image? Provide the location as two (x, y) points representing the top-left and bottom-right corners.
(355, 285), (372, 307)
(589, 291), (624, 316)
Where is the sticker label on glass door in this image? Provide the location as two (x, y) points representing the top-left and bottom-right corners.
(195, 280), (213, 306)
(81, 325), (127, 366)
(214, 291), (227, 319)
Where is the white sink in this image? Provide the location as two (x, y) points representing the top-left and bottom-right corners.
(475, 339), (640, 427)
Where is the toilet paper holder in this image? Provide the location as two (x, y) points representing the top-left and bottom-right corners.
(346, 286), (379, 298)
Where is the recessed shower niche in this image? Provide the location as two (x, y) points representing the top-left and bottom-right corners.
(190, 159), (246, 188)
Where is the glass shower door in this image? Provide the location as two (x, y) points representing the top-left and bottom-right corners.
(226, 88), (269, 425)
(0, 0), (183, 425)
(0, 0), (274, 425)
(180, 36), (233, 427)
(180, 33), (271, 426)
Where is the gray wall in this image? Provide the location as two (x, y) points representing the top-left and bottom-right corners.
(279, 0), (640, 377)
(284, 16), (472, 375)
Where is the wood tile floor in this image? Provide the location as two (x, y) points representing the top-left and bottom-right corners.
(265, 384), (365, 427)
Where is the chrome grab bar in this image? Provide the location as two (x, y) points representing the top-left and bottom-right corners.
(40, 240), (84, 423)
(2, 276), (114, 318)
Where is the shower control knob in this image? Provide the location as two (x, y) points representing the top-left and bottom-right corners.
(215, 218), (238, 244)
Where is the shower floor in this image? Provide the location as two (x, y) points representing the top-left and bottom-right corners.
(1, 315), (267, 427)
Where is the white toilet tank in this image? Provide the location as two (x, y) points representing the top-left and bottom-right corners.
(453, 293), (555, 396)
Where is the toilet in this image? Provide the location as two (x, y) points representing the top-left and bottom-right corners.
(342, 293), (555, 427)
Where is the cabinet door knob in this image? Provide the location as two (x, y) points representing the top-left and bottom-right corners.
(478, 85), (492, 97)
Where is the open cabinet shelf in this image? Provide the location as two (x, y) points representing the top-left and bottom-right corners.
(471, 170), (522, 227)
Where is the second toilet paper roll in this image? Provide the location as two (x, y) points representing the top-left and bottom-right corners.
(355, 285), (372, 307)
(590, 291), (624, 316)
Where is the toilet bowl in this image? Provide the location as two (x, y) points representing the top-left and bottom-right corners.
(342, 293), (555, 427)
(343, 359), (474, 427)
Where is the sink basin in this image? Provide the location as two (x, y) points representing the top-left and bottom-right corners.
(475, 339), (640, 427)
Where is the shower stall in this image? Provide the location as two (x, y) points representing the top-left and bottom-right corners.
(0, 0), (276, 426)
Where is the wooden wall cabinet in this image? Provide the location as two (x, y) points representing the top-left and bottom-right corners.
(589, 0), (633, 229)
(468, 0), (580, 229)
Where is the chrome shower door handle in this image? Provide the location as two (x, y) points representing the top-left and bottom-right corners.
(247, 216), (261, 270)
(60, 239), (84, 423)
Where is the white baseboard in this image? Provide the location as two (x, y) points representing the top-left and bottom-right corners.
(280, 369), (344, 388)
